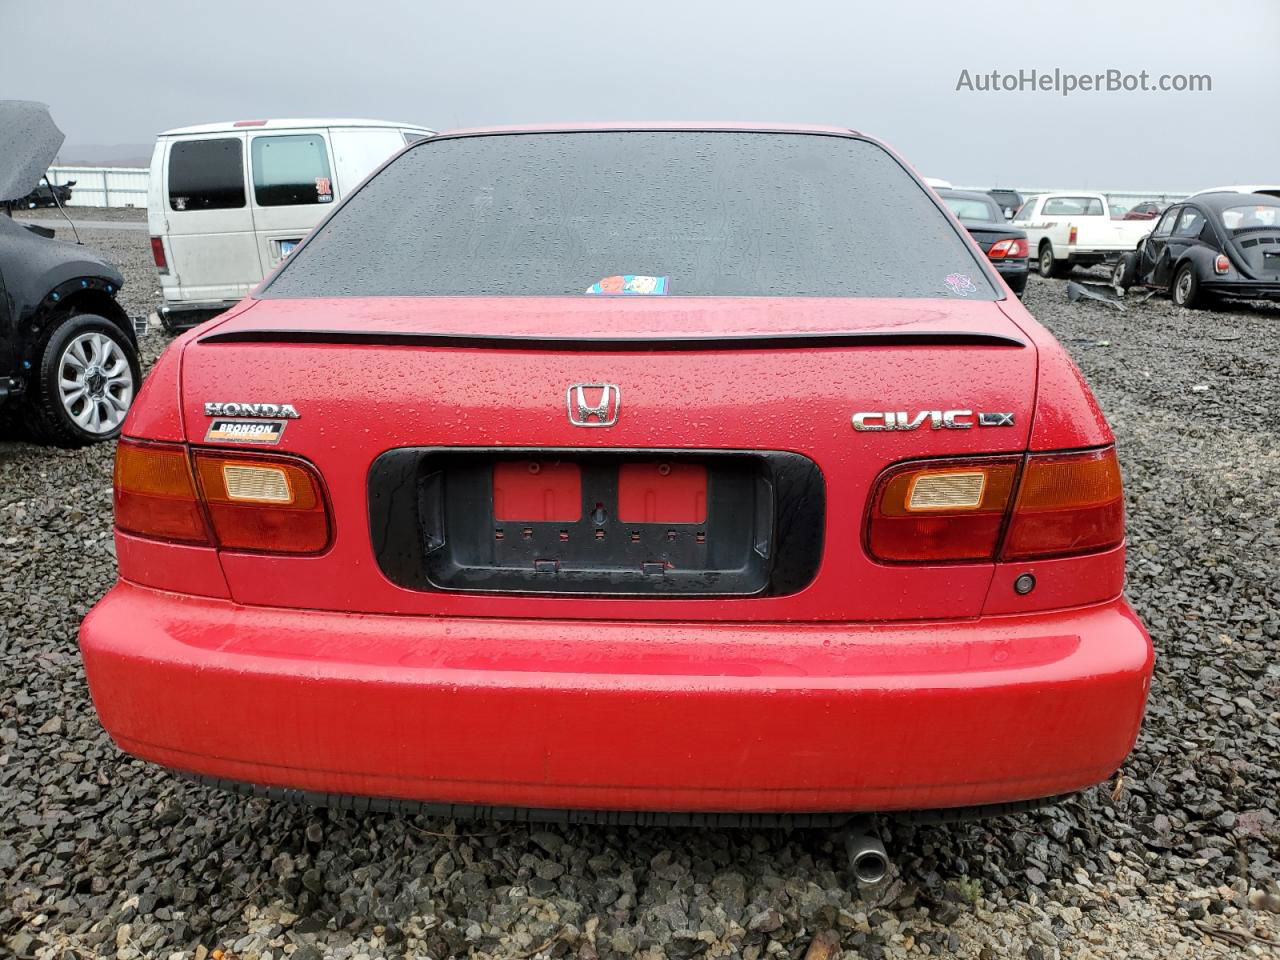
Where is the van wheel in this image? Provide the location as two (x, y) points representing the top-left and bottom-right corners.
(1171, 264), (1200, 309)
(27, 314), (141, 447)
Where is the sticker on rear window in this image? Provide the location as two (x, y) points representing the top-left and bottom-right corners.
(943, 273), (977, 296)
(585, 275), (669, 296)
(205, 418), (287, 445)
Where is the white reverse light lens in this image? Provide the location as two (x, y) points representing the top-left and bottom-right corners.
(907, 471), (987, 511)
(222, 464), (293, 503)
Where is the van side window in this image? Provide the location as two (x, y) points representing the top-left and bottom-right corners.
(251, 135), (334, 206)
(169, 139), (245, 211)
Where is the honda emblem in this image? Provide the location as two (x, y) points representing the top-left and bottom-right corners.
(566, 383), (621, 427)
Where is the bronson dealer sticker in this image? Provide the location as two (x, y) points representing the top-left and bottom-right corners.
(205, 418), (288, 445)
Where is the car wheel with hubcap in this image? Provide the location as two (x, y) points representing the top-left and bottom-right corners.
(1172, 264), (1200, 309)
(28, 314), (141, 447)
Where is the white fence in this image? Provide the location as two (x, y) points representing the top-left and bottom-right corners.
(45, 166), (149, 209)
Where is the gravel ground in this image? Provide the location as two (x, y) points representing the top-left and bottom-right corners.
(2, 231), (1278, 959)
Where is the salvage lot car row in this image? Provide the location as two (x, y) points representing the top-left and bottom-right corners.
(3, 102), (1280, 955)
(3, 237), (1277, 956)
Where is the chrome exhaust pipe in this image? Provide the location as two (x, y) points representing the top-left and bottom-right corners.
(844, 817), (889, 886)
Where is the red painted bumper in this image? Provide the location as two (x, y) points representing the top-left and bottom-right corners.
(80, 582), (1152, 814)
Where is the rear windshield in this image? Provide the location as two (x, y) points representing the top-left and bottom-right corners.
(1222, 203), (1280, 230)
(941, 195), (1000, 222)
(264, 131), (996, 299)
(1042, 196), (1105, 216)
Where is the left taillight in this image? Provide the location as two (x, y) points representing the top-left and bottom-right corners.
(988, 237), (1028, 260)
(113, 440), (331, 554)
(866, 447), (1125, 564)
(114, 440), (208, 543)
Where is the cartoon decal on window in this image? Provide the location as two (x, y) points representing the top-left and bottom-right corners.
(585, 275), (669, 295)
(943, 273), (977, 296)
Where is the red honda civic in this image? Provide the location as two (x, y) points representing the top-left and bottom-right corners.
(80, 125), (1152, 821)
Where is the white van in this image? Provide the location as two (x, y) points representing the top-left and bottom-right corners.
(147, 118), (433, 329)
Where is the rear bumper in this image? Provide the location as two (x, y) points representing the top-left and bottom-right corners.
(1202, 280), (1280, 301)
(80, 582), (1153, 814)
(1063, 249), (1119, 265)
(992, 258), (1029, 293)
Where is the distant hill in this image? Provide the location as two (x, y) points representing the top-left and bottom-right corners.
(54, 144), (152, 168)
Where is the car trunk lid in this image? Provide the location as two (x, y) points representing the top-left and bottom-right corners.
(176, 296), (1038, 621)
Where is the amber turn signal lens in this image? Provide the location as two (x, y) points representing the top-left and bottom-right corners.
(193, 453), (329, 553)
(1001, 447), (1124, 561)
(113, 439), (209, 544)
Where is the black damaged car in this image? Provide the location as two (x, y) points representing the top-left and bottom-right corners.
(1, 101), (140, 446)
(1113, 193), (1280, 309)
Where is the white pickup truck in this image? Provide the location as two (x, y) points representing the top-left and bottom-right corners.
(1013, 192), (1154, 278)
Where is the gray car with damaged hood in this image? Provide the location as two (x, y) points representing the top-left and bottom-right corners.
(0, 101), (140, 446)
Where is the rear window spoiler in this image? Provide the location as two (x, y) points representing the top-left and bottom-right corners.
(197, 329), (1026, 350)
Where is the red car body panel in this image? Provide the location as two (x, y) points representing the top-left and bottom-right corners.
(82, 582), (1150, 813)
(79, 125), (1152, 815)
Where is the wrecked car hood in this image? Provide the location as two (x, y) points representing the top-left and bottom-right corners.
(0, 100), (65, 202)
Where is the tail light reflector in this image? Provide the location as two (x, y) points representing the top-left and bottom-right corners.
(193, 453), (330, 553)
(1001, 448), (1124, 560)
(867, 458), (1019, 562)
(149, 236), (168, 274)
(867, 447), (1125, 564)
(113, 440), (208, 543)
(987, 237), (1028, 260)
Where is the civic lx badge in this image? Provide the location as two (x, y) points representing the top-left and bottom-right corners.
(852, 410), (1015, 431)
(567, 384), (620, 427)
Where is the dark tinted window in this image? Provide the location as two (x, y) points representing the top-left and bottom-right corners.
(168, 138), (244, 211)
(251, 134), (333, 206)
(265, 131), (996, 299)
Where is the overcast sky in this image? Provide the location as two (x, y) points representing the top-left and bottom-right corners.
(3, 0), (1276, 189)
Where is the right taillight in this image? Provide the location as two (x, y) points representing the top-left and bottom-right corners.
(988, 237), (1028, 260)
(1001, 447), (1124, 560)
(867, 447), (1124, 564)
(149, 236), (168, 274)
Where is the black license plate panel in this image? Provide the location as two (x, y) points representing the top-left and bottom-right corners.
(369, 448), (824, 597)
